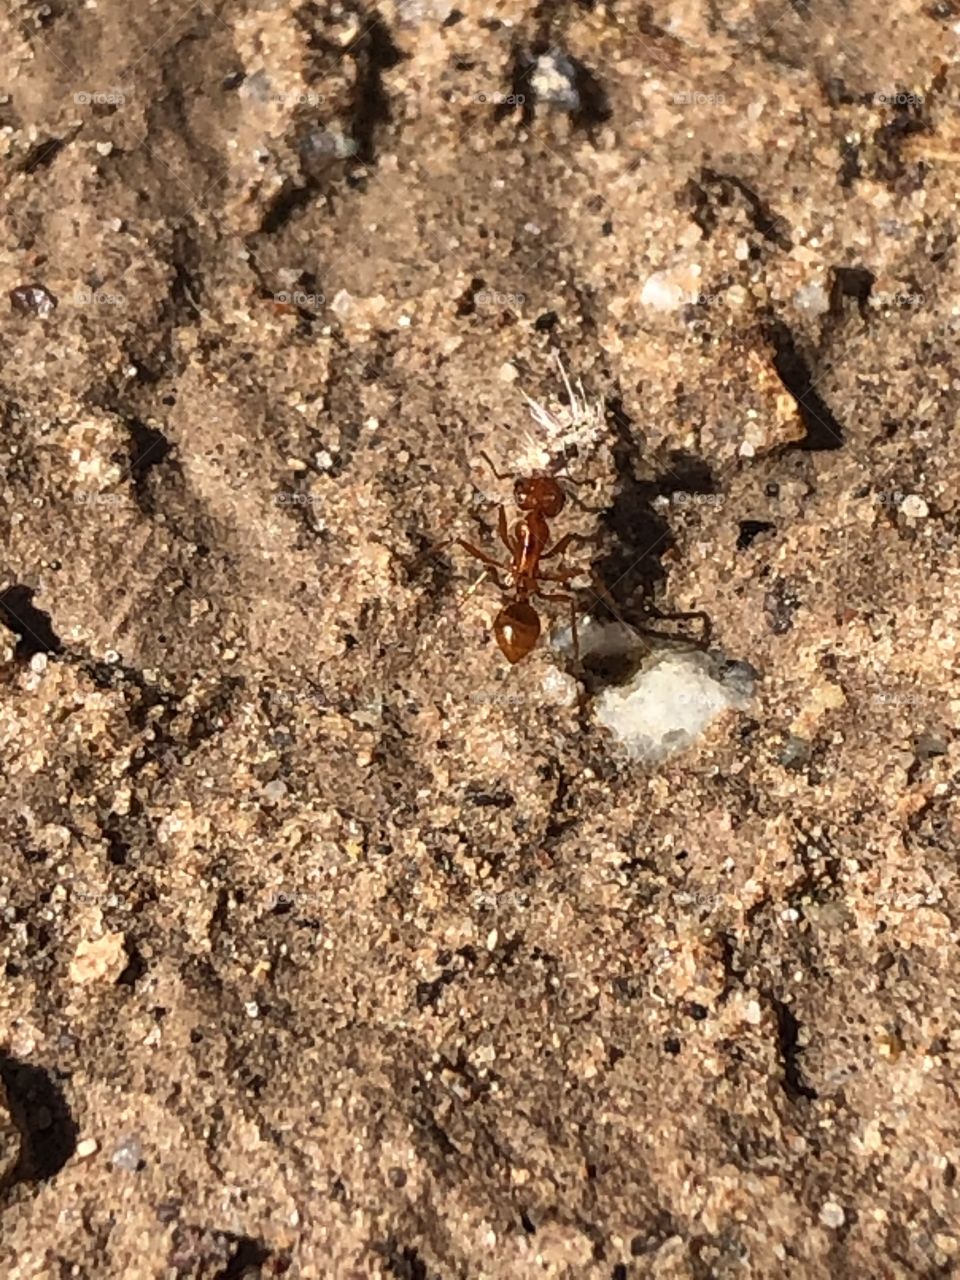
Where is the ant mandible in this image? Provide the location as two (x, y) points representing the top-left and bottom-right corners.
(457, 452), (584, 664)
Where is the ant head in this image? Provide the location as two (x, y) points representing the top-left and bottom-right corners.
(514, 475), (566, 517)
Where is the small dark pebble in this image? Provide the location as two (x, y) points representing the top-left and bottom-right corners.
(914, 731), (948, 760)
(780, 734), (812, 769)
(10, 284), (58, 318)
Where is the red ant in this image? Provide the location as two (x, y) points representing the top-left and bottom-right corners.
(456, 453), (585, 663)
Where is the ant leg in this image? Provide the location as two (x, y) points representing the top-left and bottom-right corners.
(497, 505), (516, 556)
(540, 531), (594, 562)
(456, 539), (509, 573)
(537, 590), (580, 662)
(586, 568), (628, 618)
(541, 532), (575, 562)
(645, 607), (712, 648)
(463, 569), (489, 601)
(479, 450), (511, 482)
(471, 565), (509, 595)
(584, 570), (670, 660)
(565, 490), (608, 517)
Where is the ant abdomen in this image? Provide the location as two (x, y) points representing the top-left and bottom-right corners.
(494, 601), (541, 664)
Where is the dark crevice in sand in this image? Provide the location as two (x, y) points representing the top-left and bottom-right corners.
(567, 56), (613, 129)
(373, 1239), (432, 1280)
(350, 13), (404, 166)
(499, 46), (537, 126)
(0, 1055), (78, 1188)
(258, 179), (324, 236)
(166, 224), (204, 325)
(829, 265), (875, 317)
(19, 132), (79, 174)
(764, 320), (846, 451)
(167, 1222), (281, 1278)
(126, 418), (173, 511)
(593, 397), (671, 615)
(768, 997), (819, 1102)
(684, 169), (793, 251)
(0, 584), (63, 659)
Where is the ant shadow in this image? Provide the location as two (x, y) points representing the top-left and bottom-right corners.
(588, 399), (716, 657)
(0, 1053), (78, 1190)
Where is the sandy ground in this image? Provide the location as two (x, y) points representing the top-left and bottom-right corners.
(2, 0), (960, 1276)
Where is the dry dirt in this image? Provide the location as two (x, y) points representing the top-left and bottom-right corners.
(2, 0), (960, 1277)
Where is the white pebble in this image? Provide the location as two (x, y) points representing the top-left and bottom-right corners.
(594, 647), (755, 763)
(29, 653), (48, 673)
(795, 282), (830, 316)
(261, 779), (288, 805)
(899, 494), (929, 518)
(640, 271), (687, 311)
(330, 289), (354, 319)
(76, 1138), (99, 1159)
(531, 52), (579, 111)
(819, 1201), (845, 1229)
(111, 1136), (142, 1171)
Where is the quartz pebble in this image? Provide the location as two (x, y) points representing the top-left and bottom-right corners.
(899, 494), (929, 518)
(819, 1201), (845, 1229)
(112, 1136), (143, 1171)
